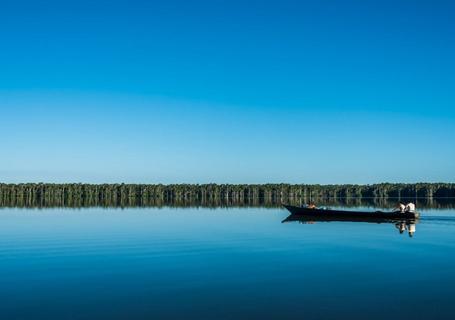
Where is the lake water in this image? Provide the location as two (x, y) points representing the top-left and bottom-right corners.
(1, 205), (455, 319)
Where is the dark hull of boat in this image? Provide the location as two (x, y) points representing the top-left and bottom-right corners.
(282, 214), (418, 224)
(283, 205), (419, 220)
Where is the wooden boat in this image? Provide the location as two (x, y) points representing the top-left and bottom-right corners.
(283, 204), (419, 220)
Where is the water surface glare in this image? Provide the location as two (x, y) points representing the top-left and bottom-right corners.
(1, 207), (455, 319)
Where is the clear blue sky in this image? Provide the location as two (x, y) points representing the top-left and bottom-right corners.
(1, 0), (454, 184)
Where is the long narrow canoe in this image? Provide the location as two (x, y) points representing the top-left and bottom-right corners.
(283, 204), (419, 220)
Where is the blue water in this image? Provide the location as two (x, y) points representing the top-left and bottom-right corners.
(1, 207), (455, 319)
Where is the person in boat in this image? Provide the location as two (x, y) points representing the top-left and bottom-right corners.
(405, 202), (416, 213)
(307, 202), (317, 209)
(394, 202), (406, 213)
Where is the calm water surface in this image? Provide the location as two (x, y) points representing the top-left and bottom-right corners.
(1, 206), (455, 319)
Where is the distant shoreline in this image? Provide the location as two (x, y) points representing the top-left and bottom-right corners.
(1, 183), (454, 208)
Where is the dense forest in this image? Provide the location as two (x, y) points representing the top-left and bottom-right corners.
(0, 183), (454, 208)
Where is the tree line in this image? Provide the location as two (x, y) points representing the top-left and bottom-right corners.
(0, 183), (454, 208)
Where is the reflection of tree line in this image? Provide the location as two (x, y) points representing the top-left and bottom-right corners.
(1, 197), (454, 209)
(295, 197), (455, 209)
(0, 182), (455, 208)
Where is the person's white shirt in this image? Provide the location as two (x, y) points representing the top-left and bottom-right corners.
(405, 202), (416, 212)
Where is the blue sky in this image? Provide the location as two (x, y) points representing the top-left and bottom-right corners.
(1, 0), (454, 183)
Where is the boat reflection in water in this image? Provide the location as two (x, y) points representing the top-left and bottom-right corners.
(282, 214), (418, 237)
(394, 220), (416, 237)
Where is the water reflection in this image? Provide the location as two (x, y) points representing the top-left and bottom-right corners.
(282, 214), (418, 237)
(1, 196), (454, 209)
(394, 221), (416, 237)
(1, 207), (455, 319)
